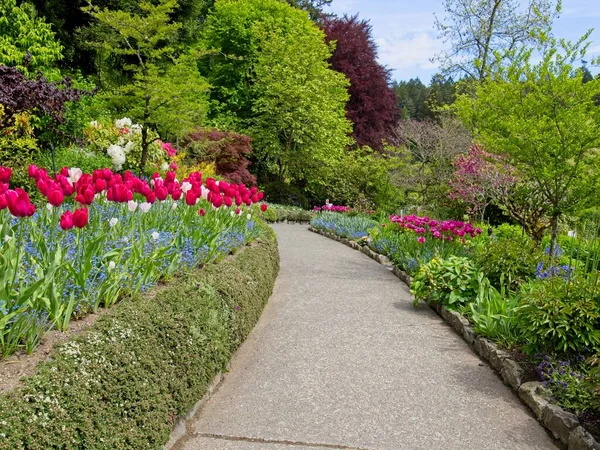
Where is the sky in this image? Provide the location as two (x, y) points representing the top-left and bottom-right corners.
(324, 0), (600, 83)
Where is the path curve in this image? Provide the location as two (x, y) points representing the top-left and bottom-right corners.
(177, 224), (557, 450)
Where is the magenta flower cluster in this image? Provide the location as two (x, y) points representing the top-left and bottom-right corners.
(389, 214), (482, 244)
(313, 204), (351, 213)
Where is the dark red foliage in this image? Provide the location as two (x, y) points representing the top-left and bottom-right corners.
(0, 65), (90, 128)
(322, 14), (398, 150)
(183, 128), (257, 186)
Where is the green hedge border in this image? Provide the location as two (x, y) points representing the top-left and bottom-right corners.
(0, 225), (280, 450)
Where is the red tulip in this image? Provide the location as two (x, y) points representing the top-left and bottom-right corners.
(48, 189), (65, 207)
(0, 167), (11, 183)
(0, 182), (8, 195)
(185, 190), (197, 206)
(198, 209), (205, 216)
(251, 194), (259, 203)
(28, 164), (39, 179)
(94, 178), (107, 193)
(235, 207), (241, 215)
(257, 192), (264, 201)
(261, 204), (268, 212)
(224, 196), (233, 207)
(171, 186), (182, 201)
(73, 208), (89, 228)
(155, 186), (168, 201)
(60, 211), (74, 230)
(0, 194), (6, 210)
(146, 192), (156, 204)
(75, 185), (95, 205)
(212, 195), (223, 208)
(5, 189), (35, 217)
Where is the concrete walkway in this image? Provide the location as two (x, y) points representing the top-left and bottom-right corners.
(177, 225), (557, 450)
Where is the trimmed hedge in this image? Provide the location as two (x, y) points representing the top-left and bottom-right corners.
(0, 226), (279, 449)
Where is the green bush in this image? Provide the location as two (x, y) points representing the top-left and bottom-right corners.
(410, 256), (479, 309)
(474, 226), (542, 291)
(0, 227), (279, 450)
(37, 146), (113, 175)
(517, 277), (600, 356)
(260, 203), (314, 223)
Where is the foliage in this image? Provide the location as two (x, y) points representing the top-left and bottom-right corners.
(310, 211), (377, 240)
(466, 273), (520, 347)
(259, 203), (314, 223)
(517, 276), (600, 356)
(321, 14), (398, 150)
(0, 110), (39, 189)
(200, 0), (351, 186)
(449, 145), (517, 220)
(537, 355), (595, 413)
(392, 115), (471, 207)
(284, 0), (332, 20)
(0, 165), (268, 356)
(410, 255), (479, 309)
(393, 78), (429, 120)
(453, 32), (600, 253)
(0, 226), (279, 449)
(315, 147), (405, 213)
(183, 128), (256, 185)
(37, 147), (113, 176)
(474, 225), (542, 291)
(84, 0), (209, 171)
(0, 0), (63, 74)
(433, 0), (561, 80)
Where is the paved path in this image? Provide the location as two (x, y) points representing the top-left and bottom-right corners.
(177, 225), (557, 450)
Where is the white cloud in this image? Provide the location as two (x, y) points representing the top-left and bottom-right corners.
(375, 32), (445, 73)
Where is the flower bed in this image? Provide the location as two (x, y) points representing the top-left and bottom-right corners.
(310, 210), (600, 443)
(0, 165), (268, 357)
(0, 222), (279, 450)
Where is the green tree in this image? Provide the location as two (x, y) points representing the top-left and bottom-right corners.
(201, 0), (351, 186)
(0, 0), (62, 73)
(453, 32), (600, 252)
(393, 78), (429, 120)
(433, 0), (561, 80)
(85, 0), (209, 171)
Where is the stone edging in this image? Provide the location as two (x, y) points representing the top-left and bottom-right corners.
(308, 225), (600, 450)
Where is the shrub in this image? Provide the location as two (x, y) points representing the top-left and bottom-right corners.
(37, 146), (112, 175)
(183, 128), (256, 186)
(259, 203), (314, 223)
(518, 277), (600, 356)
(411, 255), (479, 309)
(474, 227), (542, 291)
(0, 226), (279, 450)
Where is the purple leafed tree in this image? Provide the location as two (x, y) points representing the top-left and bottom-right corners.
(322, 14), (398, 151)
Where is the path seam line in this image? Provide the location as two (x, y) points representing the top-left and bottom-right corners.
(193, 432), (376, 450)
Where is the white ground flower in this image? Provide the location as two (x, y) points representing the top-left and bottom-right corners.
(230, 211), (235, 217)
(89, 120), (99, 128)
(151, 231), (159, 241)
(127, 200), (138, 212)
(46, 203), (53, 211)
(247, 214), (252, 220)
(171, 202), (178, 210)
(3, 235), (12, 243)
(109, 218), (118, 227)
(140, 202), (152, 213)
(108, 261), (116, 270)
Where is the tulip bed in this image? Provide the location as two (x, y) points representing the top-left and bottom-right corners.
(0, 165), (269, 358)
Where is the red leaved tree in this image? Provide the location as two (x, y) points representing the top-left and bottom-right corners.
(322, 14), (398, 150)
(183, 128), (256, 186)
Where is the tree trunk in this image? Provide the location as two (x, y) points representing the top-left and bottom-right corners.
(549, 212), (560, 259)
(140, 96), (151, 173)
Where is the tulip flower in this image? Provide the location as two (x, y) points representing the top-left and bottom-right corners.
(185, 190), (197, 206)
(198, 209), (205, 216)
(48, 189), (65, 207)
(127, 200), (138, 212)
(73, 208), (89, 228)
(139, 202), (152, 213)
(5, 189), (35, 217)
(60, 211), (74, 230)
(260, 204), (268, 212)
(0, 167), (11, 183)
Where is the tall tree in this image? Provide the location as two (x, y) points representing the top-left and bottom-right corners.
(200, 0), (351, 186)
(433, 0), (561, 80)
(85, 0), (209, 171)
(393, 78), (429, 120)
(322, 14), (397, 150)
(285, 0), (332, 20)
(453, 32), (600, 252)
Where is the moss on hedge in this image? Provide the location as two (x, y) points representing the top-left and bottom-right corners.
(0, 226), (279, 450)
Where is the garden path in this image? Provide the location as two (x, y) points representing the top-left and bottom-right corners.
(176, 224), (557, 450)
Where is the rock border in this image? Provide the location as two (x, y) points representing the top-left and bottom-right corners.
(309, 225), (600, 450)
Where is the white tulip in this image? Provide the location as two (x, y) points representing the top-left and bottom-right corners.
(108, 261), (116, 270)
(171, 202), (178, 211)
(181, 182), (192, 193)
(230, 211), (235, 217)
(247, 214), (252, 220)
(67, 168), (83, 186)
(127, 200), (138, 212)
(46, 203), (53, 211)
(109, 218), (118, 227)
(140, 202), (152, 213)
(151, 231), (159, 241)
